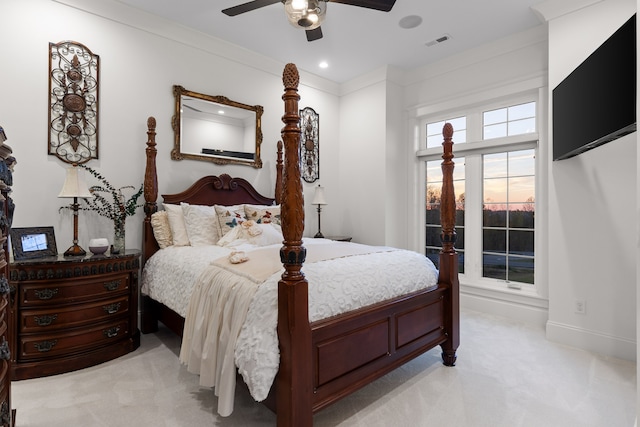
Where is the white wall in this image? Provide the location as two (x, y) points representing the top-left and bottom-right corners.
(0, 0), (340, 253)
(545, 0), (637, 361)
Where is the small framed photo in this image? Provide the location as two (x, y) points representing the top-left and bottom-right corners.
(10, 227), (58, 261)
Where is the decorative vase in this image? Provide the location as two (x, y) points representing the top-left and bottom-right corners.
(113, 220), (125, 254)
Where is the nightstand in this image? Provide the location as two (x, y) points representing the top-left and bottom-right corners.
(8, 250), (141, 380)
(325, 236), (352, 242)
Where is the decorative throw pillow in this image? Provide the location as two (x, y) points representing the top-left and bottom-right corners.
(244, 204), (281, 225)
(150, 211), (173, 249)
(181, 203), (220, 246)
(163, 203), (190, 246)
(215, 204), (247, 236)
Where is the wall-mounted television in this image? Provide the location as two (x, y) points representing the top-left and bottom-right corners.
(552, 14), (636, 161)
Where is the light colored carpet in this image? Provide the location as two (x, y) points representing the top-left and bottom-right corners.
(11, 309), (636, 426)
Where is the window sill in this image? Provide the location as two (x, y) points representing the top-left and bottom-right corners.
(459, 277), (548, 310)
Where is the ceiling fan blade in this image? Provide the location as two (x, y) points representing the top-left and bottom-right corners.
(222, 0), (282, 16)
(306, 27), (323, 42)
(329, 0), (396, 12)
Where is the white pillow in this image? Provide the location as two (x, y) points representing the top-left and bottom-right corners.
(250, 223), (284, 246)
(163, 203), (190, 246)
(150, 211), (173, 249)
(181, 203), (220, 246)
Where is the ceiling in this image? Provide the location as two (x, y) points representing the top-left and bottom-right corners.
(115, 0), (545, 83)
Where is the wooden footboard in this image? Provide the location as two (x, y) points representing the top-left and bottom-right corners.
(310, 286), (448, 412)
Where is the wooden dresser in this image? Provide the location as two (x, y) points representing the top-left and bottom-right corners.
(0, 126), (15, 427)
(8, 250), (140, 380)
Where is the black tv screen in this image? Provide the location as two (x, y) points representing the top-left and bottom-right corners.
(552, 14), (636, 161)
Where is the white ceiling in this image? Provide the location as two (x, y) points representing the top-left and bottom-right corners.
(115, 0), (545, 83)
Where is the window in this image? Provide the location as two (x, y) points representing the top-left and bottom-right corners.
(482, 150), (535, 284)
(420, 99), (537, 289)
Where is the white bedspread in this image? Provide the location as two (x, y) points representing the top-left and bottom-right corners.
(141, 239), (439, 416)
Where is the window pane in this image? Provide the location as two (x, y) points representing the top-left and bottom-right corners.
(483, 101), (536, 139)
(426, 223), (440, 241)
(508, 117), (536, 135)
(508, 256), (534, 284)
(426, 162), (442, 182)
(483, 229), (506, 253)
(508, 176), (535, 203)
(456, 227), (465, 250)
(508, 149), (535, 176)
(483, 254), (506, 280)
(483, 208), (506, 227)
(484, 178), (508, 205)
(426, 248), (440, 268)
(484, 153), (507, 178)
(509, 230), (534, 254)
(508, 102), (535, 121)
(509, 208), (534, 229)
(484, 108), (506, 126)
(484, 123), (507, 139)
(426, 205), (440, 223)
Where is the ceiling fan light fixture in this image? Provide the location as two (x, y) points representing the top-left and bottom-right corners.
(284, 0), (326, 30)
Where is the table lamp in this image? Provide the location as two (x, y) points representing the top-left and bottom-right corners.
(58, 165), (93, 256)
(311, 184), (327, 238)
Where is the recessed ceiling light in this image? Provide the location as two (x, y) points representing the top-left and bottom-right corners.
(399, 15), (422, 29)
(319, 61), (328, 69)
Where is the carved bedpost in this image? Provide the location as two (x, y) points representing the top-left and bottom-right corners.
(142, 117), (159, 263)
(275, 140), (283, 205)
(276, 64), (312, 427)
(438, 122), (460, 366)
(141, 116), (160, 334)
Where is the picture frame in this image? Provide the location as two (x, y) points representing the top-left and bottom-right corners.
(10, 227), (58, 261)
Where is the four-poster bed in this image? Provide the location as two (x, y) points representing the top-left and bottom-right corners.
(139, 63), (459, 426)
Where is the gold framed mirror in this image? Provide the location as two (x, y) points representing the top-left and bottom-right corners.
(171, 85), (263, 168)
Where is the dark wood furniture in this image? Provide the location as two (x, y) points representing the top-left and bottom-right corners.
(140, 63), (459, 427)
(8, 250), (141, 380)
(0, 130), (15, 427)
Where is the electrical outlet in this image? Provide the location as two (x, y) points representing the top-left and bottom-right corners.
(575, 299), (586, 314)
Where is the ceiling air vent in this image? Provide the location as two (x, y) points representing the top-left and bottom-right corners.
(425, 34), (451, 47)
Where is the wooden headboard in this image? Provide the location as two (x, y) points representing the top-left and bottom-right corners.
(141, 117), (283, 265)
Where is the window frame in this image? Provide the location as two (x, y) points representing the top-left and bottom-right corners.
(416, 90), (545, 299)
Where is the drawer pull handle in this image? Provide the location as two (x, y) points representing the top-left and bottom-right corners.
(104, 326), (120, 338)
(102, 303), (121, 314)
(0, 277), (9, 296)
(34, 314), (58, 326)
(34, 340), (57, 352)
(103, 280), (121, 291)
(34, 288), (58, 300)
(0, 338), (10, 361)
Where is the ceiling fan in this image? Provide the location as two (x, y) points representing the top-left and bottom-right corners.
(222, 0), (397, 42)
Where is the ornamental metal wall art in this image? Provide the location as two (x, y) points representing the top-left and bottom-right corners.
(48, 41), (99, 164)
(300, 107), (319, 183)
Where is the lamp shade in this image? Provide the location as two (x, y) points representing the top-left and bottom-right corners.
(312, 185), (327, 205)
(58, 166), (93, 198)
(284, 0), (326, 30)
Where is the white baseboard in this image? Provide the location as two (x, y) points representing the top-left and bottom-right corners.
(460, 290), (548, 326)
(546, 320), (636, 362)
